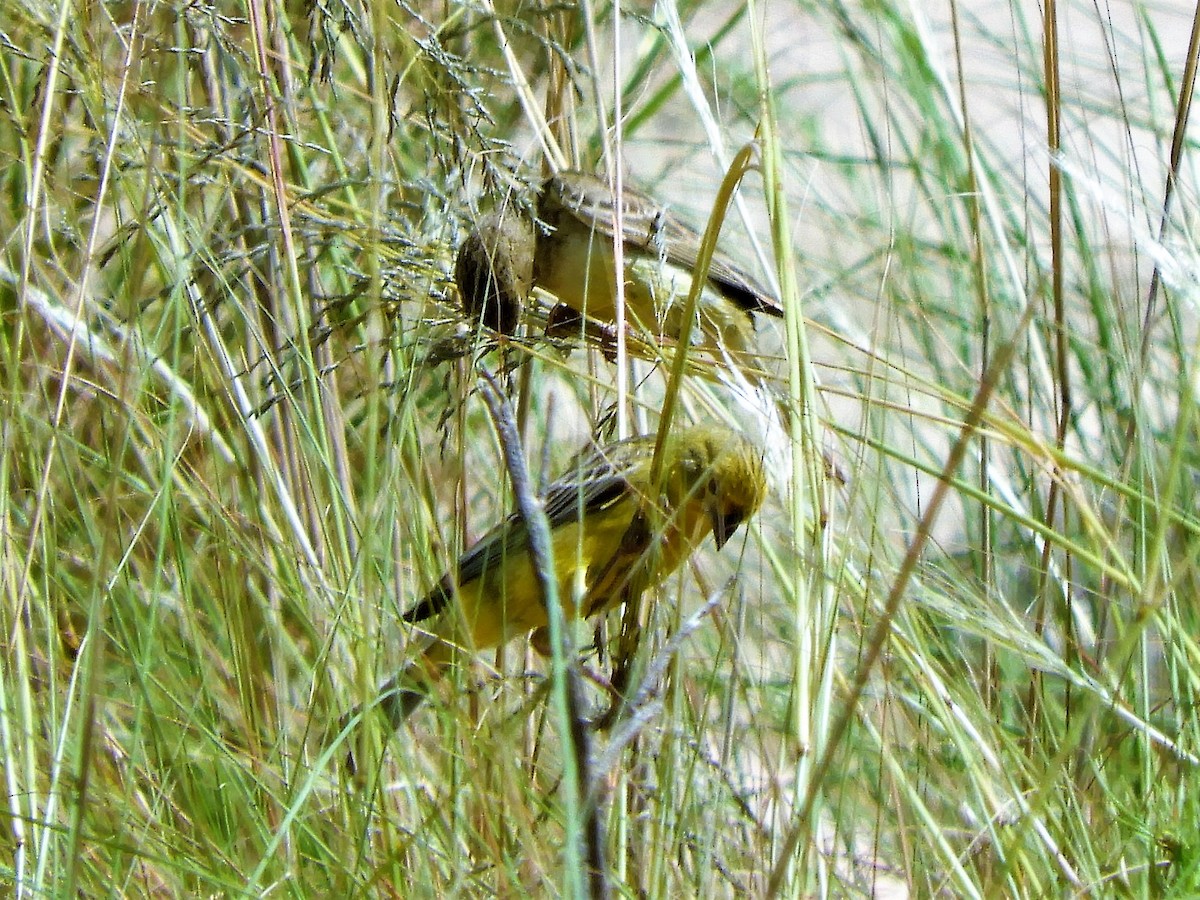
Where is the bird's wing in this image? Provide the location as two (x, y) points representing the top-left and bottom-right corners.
(538, 434), (650, 525)
(401, 435), (650, 625)
(400, 513), (534, 625)
(542, 172), (783, 318)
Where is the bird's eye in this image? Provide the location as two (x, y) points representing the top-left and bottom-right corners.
(681, 452), (704, 483)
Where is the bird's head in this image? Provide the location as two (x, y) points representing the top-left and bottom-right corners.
(674, 426), (768, 550)
(455, 208), (535, 335)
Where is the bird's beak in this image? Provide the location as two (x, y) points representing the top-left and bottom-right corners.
(710, 506), (745, 550)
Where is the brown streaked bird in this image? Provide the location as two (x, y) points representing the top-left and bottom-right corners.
(454, 171), (782, 354)
(534, 170), (783, 342)
(341, 423), (767, 768)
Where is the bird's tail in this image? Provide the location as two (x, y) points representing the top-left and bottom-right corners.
(373, 669), (435, 730)
(339, 649), (451, 775)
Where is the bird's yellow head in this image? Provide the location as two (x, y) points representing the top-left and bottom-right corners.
(670, 425), (768, 550)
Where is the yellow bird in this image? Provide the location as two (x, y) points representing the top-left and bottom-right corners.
(455, 171), (782, 355)
(342, 423), (767, 757)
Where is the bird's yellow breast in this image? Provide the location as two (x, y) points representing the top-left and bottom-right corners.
(443, 504), (633, 651)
